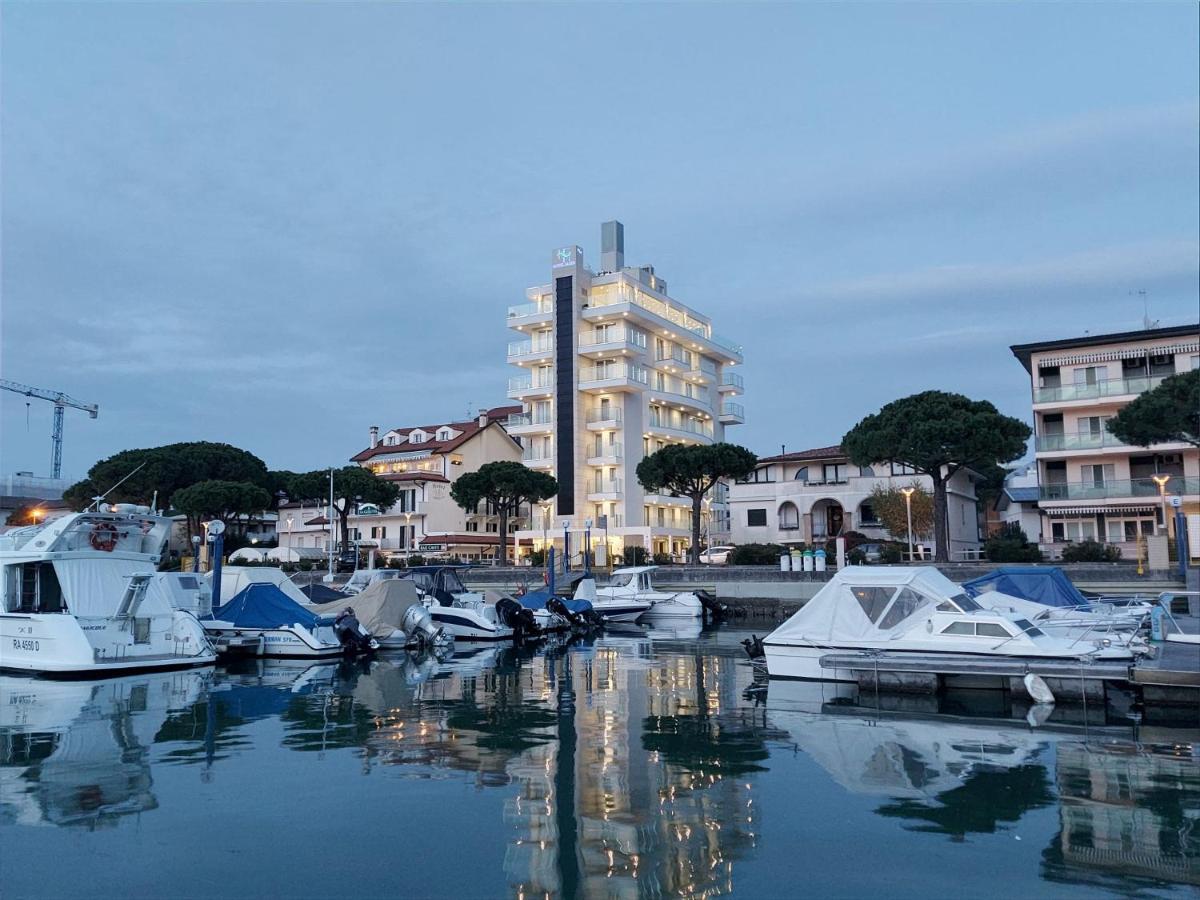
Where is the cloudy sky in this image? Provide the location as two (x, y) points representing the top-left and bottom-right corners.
(2, 2), (1197, 481)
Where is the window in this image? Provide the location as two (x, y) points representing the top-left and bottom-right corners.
(1012, 618), (1045, 637)
(858, 503), (880, 526)
(878, 587), (927, 630)
(858, 465), (875, 477)
(466, 521), (479, 532)
(1072, 365), (1108, 386)
(1080, 464), (1114, 486)
(890, 462), (917, 476)
(1051, 519), (1097, 542)
(942, 621), (975, 635)
(976, 622), (1012, 638)
(747, 509), (767, 527)
(793, 466), (809, 482)
(853, 586), (897, 623)
(486, 522), (498, 533)
(823, 463), (847, 483)
(778, 502), (800, 530)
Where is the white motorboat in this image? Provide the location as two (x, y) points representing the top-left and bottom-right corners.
(203, 582), (353, 659)
(763, 567), (1139, 682)
(0, 508), (216, 677)
(402, 566), (538, 642)
(302, 578), (449, 650)
(342, 567), (403, 596)
(570, 575), (650, 623)
(595, 566), (702, 620)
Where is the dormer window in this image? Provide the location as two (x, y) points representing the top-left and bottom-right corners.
(436, 428), (453, 442)
(383, 431), (404, 446)
(409, 430), (428, 443)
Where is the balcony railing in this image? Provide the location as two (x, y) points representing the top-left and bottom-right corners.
(507, 300), (553, 319)
(579, 327), (646, 349)
(721, 401), (745, 419)
(579, 363), (648, 386)
(709, 332), (743, 355)
(585, 407), (623, 424)
(1035, 431), (1130, 452)
(648, 418), (714, 439)
(589, 479), (623, 495)
(1034, 374), (1167, 404)
(506, 412), (553, 428)
(588, 442), (623, 461)
(720, 371), (744, 390)
(651, 386), (711, 408)
(507, 339), (554, 357)
(522, 447), (554, 463)
(587, 285), (742, 358)
(1039, 475), (1199, 501)
(508, 375), (554, 393)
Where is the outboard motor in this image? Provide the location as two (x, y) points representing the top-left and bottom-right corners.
(334, 608), (379, 655)
(695, 589), (732, 620)
(547, 596), (584, 628)
(495, 596), (538, 638)
(741, 634), (766, 660)
(401, 602), (451, 652)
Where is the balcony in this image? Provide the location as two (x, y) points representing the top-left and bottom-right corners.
(587, 479), (623, 501)
(505, 412), (553, 435)
(521, 447), (555, 469)
(579, 363), (648, 393)
(647, 419), (714, 441)
(1039, 475), (1200, 502)
(1034, 374), (1168, 405)
(717, 371), (744, 393)
(508, 374), (554, 400)
(587, 442), (623, 466)
(507, 298), (554, 327)
(578, 327), (646, 358)
(719, 401), (745, 424)
(649, 387), (712, 417)
(507, 338), (554, 363)
(1035, 431), (1131, 453)
(585, 407), (623, 429)
(583, 285), (743, 363)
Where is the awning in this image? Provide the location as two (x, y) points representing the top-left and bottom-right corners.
(1042, 505), (1157, 517)
(1038, 340), (1198, 368)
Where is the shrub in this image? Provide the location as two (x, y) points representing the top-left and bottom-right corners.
(1061, 540), (1122, 563)
(847, 548), (867, 565)
(878, 544), (904, 564)
(407, 554), (427, 567)
(622, 546), (649, 566)
(528, 548), (547, 567)
(985, 523), (1043, 563)
(651, 552), (673, 566)
(729, 543), (787, 565)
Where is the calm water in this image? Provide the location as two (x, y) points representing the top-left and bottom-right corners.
(2, 626), (1197, 899)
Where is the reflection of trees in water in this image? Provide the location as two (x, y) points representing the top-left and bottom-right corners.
(1042, 742), (1200, 889)
(875, 763), (1055, 839)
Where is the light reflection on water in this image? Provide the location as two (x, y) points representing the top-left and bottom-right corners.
(1, 627), (1197, 899)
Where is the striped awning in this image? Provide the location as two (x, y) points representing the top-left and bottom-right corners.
(1038, 341), (1198, 368)
(1043, 505), (1157, 517)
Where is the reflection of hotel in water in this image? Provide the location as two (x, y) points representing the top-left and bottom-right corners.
(1046, 741), (1200, 887)
(359, 642), (763, 898)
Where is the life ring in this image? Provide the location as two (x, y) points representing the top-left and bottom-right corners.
(90, 522), (119, 552)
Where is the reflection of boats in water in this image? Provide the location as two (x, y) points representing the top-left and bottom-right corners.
(0, 671), (209, 827)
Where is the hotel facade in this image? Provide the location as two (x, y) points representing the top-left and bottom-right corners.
(1010, 323), (1199, 558)
(507, 221), (744, 561)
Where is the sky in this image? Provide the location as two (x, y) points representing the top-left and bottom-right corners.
(2, 2), (1198, 482)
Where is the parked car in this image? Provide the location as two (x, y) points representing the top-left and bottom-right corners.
(856, 543), (883, 563)
(698, 545), (735, 565)
(335, 549), (359, 573)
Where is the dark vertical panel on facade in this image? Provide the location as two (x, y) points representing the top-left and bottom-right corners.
(555, 275), (575, 515)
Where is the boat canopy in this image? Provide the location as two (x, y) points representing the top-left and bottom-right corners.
(212, 566), (311, 606)
(767, 567), (978, 644)
(962, 567), (1091, 610)
(304, 579), (421, 638)
(212, 583), (324, 628)
(52, 557), (174, 619)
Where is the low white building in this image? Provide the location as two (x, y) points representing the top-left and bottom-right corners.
(992, 464), (1042, 541)
(729, 445), (982, 557)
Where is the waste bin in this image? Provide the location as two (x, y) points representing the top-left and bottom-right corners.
(779, 552), (791, 572)
(802, 549), (815, 572)
(814, 549), (827, 572)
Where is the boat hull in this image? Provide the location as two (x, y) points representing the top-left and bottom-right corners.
(639, 595), (704, 620)
(428, 608), (515, 642)
(590, 603), (652, 623)
(201, 623), (346, 659)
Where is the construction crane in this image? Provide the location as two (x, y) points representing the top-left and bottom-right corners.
(0, 379), (99, 479)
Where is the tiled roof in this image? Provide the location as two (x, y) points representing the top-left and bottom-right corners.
(378, 471), (449, 484)
(756, 445), (845, 464)
(419, 532), (504, 546)
(351, 405), (521, 463)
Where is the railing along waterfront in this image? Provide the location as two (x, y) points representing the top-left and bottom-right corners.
(1034, 374), (1167, 404)
(1040, 475), (1200, 501)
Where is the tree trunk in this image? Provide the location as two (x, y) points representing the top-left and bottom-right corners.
(931, 474), (950, 563)
(690, 492), (703, 565)
(498, 504), (509, 566)
(336, 500), (350, 551)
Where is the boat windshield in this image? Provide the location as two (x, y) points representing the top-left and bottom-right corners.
(937, 592), (983, 613)
(438, 569), (468, 594)
(608, 573), (636, 589)
(1012, 618), (1045, 638)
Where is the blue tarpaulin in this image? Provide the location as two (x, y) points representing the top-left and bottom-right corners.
(518, 590), (595, 615)
(962, 567), (1092, 609)
(212, 583), (329, 628)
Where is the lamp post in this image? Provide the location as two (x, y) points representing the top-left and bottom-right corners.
(404, 511), (413, 559)
(900, 487), (915, 562)
(562, 520), (571, 573)
(584, 518), (593, 573)
(540, 502), (551, 561)
(1152, 474), (1171, 534)
(286, 515), (294, 552)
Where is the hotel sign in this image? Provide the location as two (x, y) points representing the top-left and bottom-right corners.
(552, 246), (577, 268)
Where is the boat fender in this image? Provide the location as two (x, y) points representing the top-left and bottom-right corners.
(1023, 673), (1055, 704)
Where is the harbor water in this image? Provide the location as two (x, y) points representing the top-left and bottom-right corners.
(2, 625), (1197, 899)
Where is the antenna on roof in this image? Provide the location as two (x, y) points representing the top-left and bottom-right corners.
(1130, 289), (1158, 330)
(86, 462), (147, 511)
(781, 444), (786, 455)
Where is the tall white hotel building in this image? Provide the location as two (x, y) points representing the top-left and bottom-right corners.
(506, 221), (745, 561)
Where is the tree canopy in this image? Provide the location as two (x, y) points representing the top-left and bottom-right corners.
(636, 443), (758, 564)
(842, 391), (1030, 562)
(868, 482), (934, 544)
(1107, 369), (1200, 449)
(65, 441), (270, 511)
(450, 461), (557, 564)
(172, 480), (273, 537)
(289, 466), (402, 549)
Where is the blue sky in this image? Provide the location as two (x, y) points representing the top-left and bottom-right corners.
(2, 2), (1197, 479)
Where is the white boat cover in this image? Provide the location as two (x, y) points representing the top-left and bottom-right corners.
(304, 579), (421, 639)
(767, 566), (966, 645)
(228, 548), (266, 563)
(54, 558), (172, 618)
(266, 547), (327, 563)
(213, 566), (311, 606)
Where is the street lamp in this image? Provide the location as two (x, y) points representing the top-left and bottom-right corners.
(286, 515), (294, 550)
(900, 487), (915, 562)
(1151, 474), (1171, 534)
(404, 511), (413, 558)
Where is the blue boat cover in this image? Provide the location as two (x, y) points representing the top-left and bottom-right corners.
(517, 590), (595, 615)
(962, 566), (1091, 609)
(212, 583), (327, 628)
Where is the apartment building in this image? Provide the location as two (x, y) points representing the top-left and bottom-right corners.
(1010, 323), (1200, 557)
(277, 406), (524, 562)
(729, 445), (982, 557)
(507, 221), (744, 561)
